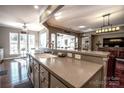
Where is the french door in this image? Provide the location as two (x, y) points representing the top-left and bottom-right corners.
(20, 34), (28, 55)
(10, 32), (35, 56)
(19, 34), (35, 55)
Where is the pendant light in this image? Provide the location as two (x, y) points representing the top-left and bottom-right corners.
(96, 13), (120, 34)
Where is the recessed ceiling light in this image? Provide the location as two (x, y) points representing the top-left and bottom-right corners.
(47, 10), (51, 14)
(54, 12), (62, 17)
(34, 5), (39, 9)
(55, 16), (62, 20)
(78, 26), (85, 28)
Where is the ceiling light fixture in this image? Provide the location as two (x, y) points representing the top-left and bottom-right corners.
(34, 5), (39, 9)
(54, 12), (62, 17)
(47, 10), (51, 14)
(96, 13), (120, 34)
(78, 25), (85, 28)
(55, 16), (62, 20)
(22, 23), (28, 31)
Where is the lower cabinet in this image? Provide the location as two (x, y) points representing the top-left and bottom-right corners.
(115, 59), (124, 87)
(83, 69), (102, 88)
(50, 75), (67, 88)
(40, 76), (49, 88)
(28, 55), (34, 84)
(39, 65), (49, 88)
(29, 56), (103, 88)
(33, 60), (40, 88)
(29, 57), (68, 88)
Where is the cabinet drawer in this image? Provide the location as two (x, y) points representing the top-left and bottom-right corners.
(50, 75), (67, 88)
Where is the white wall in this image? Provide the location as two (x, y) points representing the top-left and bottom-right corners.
(0, 26), (39, 58)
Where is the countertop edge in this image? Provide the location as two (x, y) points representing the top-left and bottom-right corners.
(48, 48), (110, 58)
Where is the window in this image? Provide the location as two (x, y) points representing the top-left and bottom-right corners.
(9, 32), (36, 55)
(20, 34), (27, 55)
(40, 32), (47, 48)
(28, 34), (35, 52)
(10, 32), (18, 54)
(57, 33), (75, 50)
(51, 33), (56, 49)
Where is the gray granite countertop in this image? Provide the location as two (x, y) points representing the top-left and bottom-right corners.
(29, 53), (103, 88)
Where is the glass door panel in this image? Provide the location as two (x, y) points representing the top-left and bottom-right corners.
(20, 34), (27, 56)
(40, 32), (47, 48)
(9, 32), (19, 54)
(51, 33), (56, 49)
(28, 34), (35, 52)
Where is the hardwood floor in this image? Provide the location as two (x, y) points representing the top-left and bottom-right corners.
(0, 58), (29, 88)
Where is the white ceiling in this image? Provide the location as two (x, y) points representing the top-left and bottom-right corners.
(0, 5), (124, 33)
(48, 5), (124, 33)
(0, 5), (47, 31)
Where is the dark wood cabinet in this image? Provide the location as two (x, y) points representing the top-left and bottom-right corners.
(115, 58), (124, 87)
(98, 48), (124, 88)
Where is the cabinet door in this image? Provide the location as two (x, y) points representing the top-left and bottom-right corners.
(50, 75), (67, 88)
(33, 60), (40, 88)
(39, 65), (49, 88)
(40, 75), (49, 88)
(34, 68), (39, 88)
(28, 55), (34, 85)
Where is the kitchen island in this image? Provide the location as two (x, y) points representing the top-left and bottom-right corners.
(28, 53), (103, 88)
(43, 48), (110, 87)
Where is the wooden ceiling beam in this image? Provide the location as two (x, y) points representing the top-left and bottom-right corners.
(39, 5), (64, 24)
